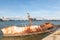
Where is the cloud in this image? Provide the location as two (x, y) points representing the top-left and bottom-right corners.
(28, 10), (50, 16)
(27, 9), (60, 19)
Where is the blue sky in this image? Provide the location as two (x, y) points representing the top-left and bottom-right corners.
(0, 0), (60, 19)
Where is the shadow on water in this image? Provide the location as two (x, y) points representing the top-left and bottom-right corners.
(0, 32), (51, 40)
(0, 29), (3, 38)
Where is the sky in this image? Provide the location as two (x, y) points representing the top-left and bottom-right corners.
(0, 0), (60, 19)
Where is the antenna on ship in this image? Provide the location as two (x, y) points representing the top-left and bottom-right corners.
(27, 13), (32, 26)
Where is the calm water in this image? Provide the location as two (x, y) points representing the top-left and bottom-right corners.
(0, 20), (60, 40)
(0, 20), (60, 28)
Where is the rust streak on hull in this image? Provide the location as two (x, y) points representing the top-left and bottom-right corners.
(1, 22), (54, 36)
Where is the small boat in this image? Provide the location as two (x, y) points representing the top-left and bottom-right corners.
(1, 22), (55, 36)
(0, 13), (55, 36)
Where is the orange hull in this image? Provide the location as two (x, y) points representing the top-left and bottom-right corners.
(1, 23), (54, 36)
(1, 25), (43, 35)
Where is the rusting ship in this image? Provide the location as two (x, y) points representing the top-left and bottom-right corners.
(1, 13), (55, 36)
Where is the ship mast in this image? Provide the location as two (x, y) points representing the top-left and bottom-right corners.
(27, 13), (32, 26)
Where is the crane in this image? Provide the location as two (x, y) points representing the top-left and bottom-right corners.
(27, 13), (32, 26)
